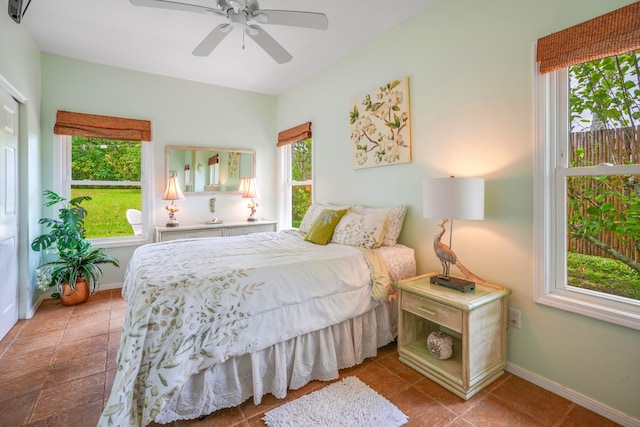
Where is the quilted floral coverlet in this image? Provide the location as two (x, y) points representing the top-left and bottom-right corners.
(99, 230), (385, 426)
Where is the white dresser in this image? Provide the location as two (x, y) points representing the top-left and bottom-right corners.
(154, 220), (278, 242)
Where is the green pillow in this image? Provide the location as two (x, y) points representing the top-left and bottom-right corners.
(304, 209), (348, 245)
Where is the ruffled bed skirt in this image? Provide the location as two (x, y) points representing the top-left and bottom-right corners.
(156, 297), (397, 423)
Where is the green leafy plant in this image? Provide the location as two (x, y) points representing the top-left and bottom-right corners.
(32, 190), (120, 297)
(291, 138), (312, 227)
(568, 50), (640, 276)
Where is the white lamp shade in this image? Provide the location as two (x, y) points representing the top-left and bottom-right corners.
(238, 177), (248, 194)
(423, 177), (484, 220)
(162, 176), (186, 201)
(242, 177), (260, 199)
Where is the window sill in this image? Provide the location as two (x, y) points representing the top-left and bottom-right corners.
(535, 288), (640, 331)
(89, 236), (148, 249)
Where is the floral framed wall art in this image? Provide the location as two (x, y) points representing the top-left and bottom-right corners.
(349, 77), (411, 169)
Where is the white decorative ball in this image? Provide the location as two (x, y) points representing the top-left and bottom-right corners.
(427, 331), (454, 360)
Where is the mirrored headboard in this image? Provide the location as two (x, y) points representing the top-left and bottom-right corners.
(166, 146), (255, 193)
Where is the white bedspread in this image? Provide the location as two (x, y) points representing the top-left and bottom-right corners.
(99, 230), (386, 427)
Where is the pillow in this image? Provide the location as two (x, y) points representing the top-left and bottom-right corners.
(331, 210), (389, 249)
(304, 209), (348, 245)
(299, 203), (350, 234)
(351, 205), (407, 246)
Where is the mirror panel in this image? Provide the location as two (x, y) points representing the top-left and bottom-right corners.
(166, 146), (255, 193)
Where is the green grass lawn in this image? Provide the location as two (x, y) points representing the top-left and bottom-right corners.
(71, 188), (141, 238)
(567, 252), (640, 300)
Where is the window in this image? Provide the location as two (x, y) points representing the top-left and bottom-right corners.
(534, 4), (640, 330)
(54, 111), (152, 246)
(277, 122), (313, 228)
(70, 137), (143, 238)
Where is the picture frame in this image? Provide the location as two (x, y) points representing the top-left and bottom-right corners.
(349, 77), (411, 169)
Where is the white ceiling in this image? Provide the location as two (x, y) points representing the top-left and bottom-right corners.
(21, 0), (434, 95)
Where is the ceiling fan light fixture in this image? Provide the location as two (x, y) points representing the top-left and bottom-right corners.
(251, 12), (267, 23)
(245, 25), (260, 37)
(227, 0), (242, 12)
(229, 10), (248, 29)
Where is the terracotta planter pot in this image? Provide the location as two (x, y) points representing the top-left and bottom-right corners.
(60, 278), (90, 306)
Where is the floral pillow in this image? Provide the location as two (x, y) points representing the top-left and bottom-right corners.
(299, 203), (350, 235)
(304, 209), (348, 245)
(332, 210), (389, 249)
(351, 205), (406, 246)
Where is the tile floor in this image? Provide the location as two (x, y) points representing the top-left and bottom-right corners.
(0, 289), (621, 427)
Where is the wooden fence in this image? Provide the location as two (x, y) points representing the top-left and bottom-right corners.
(568, 125), (640, 262)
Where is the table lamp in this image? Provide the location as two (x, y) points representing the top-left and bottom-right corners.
(242, 177), (260, 222)
(423, 176), (485, 292)
(162, 176), (186, 227)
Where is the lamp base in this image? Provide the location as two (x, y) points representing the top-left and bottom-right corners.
(430, 275), (475, 293)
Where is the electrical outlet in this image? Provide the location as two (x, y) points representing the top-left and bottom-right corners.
(509, 308), (522, 329)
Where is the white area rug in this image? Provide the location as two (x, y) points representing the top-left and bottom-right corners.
(262, 376), (408, 427)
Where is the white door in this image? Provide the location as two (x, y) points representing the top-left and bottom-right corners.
(0, 87), (19, 340)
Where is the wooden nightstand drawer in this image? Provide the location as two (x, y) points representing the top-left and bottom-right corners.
(402, 291), (462, 333)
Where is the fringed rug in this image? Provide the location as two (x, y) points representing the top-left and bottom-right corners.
(262, 376), (408, 427)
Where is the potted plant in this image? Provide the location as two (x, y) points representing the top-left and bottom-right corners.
(32, 190), (120, 305)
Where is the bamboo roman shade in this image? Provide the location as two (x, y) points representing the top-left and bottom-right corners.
(54, 110), (151, 141)
(277, 121), (312, 147)
(537, 2), (640, 74)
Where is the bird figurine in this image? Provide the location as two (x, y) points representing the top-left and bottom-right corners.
(433, 219), (485, 284)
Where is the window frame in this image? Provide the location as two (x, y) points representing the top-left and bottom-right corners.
(534, 63), (640, 331)
(54, 134), (152, 248)
(278, 138), (313, 229)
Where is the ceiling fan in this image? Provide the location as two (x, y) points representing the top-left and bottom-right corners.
(130, 0), (329, 64)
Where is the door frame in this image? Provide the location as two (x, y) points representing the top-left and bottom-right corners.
(0, 73), (31, 321)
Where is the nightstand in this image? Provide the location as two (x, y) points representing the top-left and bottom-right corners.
(394, 273), (511, 400)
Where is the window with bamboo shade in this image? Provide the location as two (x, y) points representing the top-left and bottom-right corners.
(534, 3), (640, 329)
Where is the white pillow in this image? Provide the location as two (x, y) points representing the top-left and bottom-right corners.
(332, 210), (388, 249)
(299, 203), (350, 234)
(351, 205), (407, 246)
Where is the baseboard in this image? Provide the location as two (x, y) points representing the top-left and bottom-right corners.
(25, 293), (45, 319)
(506, 363), (640, 427)
(97, 282), (123, 292)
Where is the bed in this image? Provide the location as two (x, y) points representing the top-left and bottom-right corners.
(99, 204), (415, 427)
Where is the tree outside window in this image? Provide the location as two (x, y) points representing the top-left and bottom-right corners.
(566, 49), (640, 301)
(290, 137), (312, 228)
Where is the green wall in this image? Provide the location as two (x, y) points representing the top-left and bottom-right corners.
(276, 0), (639, 422)
(2, 0), (639, 422)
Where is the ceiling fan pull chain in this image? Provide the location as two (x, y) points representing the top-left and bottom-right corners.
(242, 25), (246, 50)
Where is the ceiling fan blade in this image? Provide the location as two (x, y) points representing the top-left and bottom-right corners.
(192, 24), (233, 56)
(246, 25), (292, 64)
(130, 0), (224, 16)
(252, 10), (328, 30)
